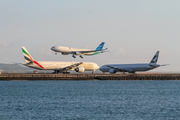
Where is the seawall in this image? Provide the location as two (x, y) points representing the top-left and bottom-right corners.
(0, 73), (180, 80)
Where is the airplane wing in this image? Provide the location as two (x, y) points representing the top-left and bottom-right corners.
(71, 48), (108, 54)
(107, 66), (126, 72)
(107, 65), (133, 72)
(55, 62), (83, 71)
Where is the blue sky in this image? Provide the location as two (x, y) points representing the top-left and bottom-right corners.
(0, 0), (180, 72)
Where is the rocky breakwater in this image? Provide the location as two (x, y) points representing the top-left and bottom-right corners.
(0, 73), (95, 80)
(0, 73), (180, 80)
(95, 74), (180, 80)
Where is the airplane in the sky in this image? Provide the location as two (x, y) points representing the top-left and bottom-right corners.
(51, 42), (108, 58)
(100, 51), (169, 74)
(21, 47), (99, 74)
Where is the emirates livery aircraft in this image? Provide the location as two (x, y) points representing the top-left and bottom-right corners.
(51, 42), (108, 58)
(21, 47), (99, 74)
(100, 51), (169, 74)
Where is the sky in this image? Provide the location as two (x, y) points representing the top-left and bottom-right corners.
(0, 0), (180, 72)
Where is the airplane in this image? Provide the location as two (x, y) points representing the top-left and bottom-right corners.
(100, 51), (169, 74)
(21, 47), (99, 74)
(51, 42), (108, 58)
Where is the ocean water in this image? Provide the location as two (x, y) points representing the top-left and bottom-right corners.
(0, 80), (180, 120)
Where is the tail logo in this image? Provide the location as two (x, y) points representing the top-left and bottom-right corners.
(22, 47), (44, 69)
(150, 51), (159, 63)
(22, 48), (34, 62)
(96, 42), (105, 51)
(151, 55), (158, 63)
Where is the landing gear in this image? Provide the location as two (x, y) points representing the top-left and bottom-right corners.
(72, 54), (76, 58)
(92, 70), (95, 74)
(55, 52), (57, 55)
(63, 72), (70, 74)
(53, 70), (59, 74)
(53, 70), (70, 74)
(128, 71), (136, 74)
(80, 55), (83, 58)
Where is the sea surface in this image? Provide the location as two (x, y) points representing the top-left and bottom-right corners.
(0, 80), (180, 120)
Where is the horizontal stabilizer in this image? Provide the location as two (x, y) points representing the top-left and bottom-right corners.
(160, 64), (170, 66)
(103, 48), (108, 51)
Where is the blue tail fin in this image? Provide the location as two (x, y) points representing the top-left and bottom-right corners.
(96, 42), (105, 51)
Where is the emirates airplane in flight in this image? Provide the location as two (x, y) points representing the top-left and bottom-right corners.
(51, 42), (108, 58)
(21, 47), (99, 74)
(100, 51), (169, 74)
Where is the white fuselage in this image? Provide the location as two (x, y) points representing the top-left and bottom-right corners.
(51, 46), (101, 55)
(24, 61), (99, 71)
(100, 63), (159, 73)
(52, 46), (90, 52)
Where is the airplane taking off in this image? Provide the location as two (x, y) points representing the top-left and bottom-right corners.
(100, 51), (169, 74)
(51, 42), (108, 58)
(21, 47), (99, 74)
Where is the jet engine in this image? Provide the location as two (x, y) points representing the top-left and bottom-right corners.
(62, 52), (69, 55)
(109, 69), (116, 74)
(75, 67), (85, 73)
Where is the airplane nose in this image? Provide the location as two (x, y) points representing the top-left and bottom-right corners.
(51, 46), (55, 51)
(99, 66), (104, 71)
(99, 67), (102, 71)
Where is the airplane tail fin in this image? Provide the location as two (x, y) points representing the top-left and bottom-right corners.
(21, 47), (34, 63)
(96, 42), (105, 51)
(150, 51), (159, 64)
